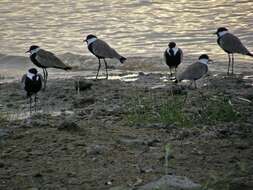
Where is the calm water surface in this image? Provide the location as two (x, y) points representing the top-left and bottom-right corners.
(0, 0), (253, 72)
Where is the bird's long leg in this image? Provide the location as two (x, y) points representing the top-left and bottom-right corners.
(45, 68), (48, 89)
(96, 59), (101, 80)
(194, 80), (197, 89)
(227, 54), (231, 75)
(104, 59), (108, 79)
(231, 53), (234, 75)
(42, 69), (46, 86)
(29, 96), (32, 116)
(42, 68), (47, 90)
(169, 67), (172, 77)
(34, 94), (37, 112)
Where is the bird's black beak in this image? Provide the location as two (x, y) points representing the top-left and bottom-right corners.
(208, 59), (214, 64)
(25, 50), (30, 53)
(83, 39), (87, 43)
(213, 31), (217, 35)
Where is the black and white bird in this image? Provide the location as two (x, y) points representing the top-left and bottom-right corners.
(26, 45), (71, 90)
(21, 68), (43, 114)
(164, 42), (183, 77)
(176, 54), (212, 89)
(84, 34), (127, 79)
(214, 27), (253, 75)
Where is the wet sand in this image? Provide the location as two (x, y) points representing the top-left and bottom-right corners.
(0, 71), (253, 190)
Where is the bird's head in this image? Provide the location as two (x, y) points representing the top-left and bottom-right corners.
(168, 42), (176, 49)
(199, 54), (213, 64)
(28, 68), (38, 75)
(83, 34), (97, 43)
(26, 45), (40, 54)
(214, 27), (228, 36)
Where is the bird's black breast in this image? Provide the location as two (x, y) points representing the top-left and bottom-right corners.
(217, 37), (221, 46)
(217, 37), (231, 53)
(30, 54), (46, 68)
(24, 76), (42, 96)
(165, 49), (182, 68)
(88, 43), (104, 59)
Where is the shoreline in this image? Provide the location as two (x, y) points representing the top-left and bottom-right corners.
(0, 73), (253, 189)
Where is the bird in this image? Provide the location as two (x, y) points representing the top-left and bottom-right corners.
(175, 54), (212, 89)
(84, 34), (127, 79)
(214, 27), (253, 75)
(164, 42), (183, 77)
(21, 68), (43, 114)
(26, 45), (71, 90)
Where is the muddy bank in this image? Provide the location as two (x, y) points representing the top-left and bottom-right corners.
(0, 72), (253, 190)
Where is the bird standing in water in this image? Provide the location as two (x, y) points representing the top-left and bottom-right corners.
(22, 68), (43, 114)
(26, 45), (71, 90)
(214, 27), (253, 75)
(84, 34), (126, 79)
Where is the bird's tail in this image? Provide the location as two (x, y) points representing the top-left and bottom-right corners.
(120, 57), (127, 63)
(247, 52), (253, 57)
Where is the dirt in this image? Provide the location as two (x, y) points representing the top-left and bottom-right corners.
(0, 72), (253, 190)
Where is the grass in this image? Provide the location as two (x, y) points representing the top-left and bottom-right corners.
(194, 93), (242, 125)
(125, 90), (191, 127)
(203, 161), (251, 190)
(124, 90), (241, 127)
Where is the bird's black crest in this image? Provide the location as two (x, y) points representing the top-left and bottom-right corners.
(28, 45), (40, 51)
(86, 34), (97, 40)
(168, 42), (176, 48)
(199, 54), (209, 60)
(215, 27), (228, 34)
(28, 68), (38, 74)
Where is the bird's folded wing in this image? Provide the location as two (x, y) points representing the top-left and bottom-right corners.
(36, 49), (68, 69)
(220, 33), (249, 54)
(93, 39), (121, 59)
(21, 74), (26, 89)
(178, 62), (207, 81)
(177, 48), (183, 62)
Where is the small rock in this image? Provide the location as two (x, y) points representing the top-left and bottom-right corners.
(105, 180), (114, 185)
(75, 80), (93, 92)
(57, 121), (80, 131)
(86, 144), (107, 155)
(138, 175), (201, 190)
(117, 137), (145, 148)
(138, 72), (145, 76)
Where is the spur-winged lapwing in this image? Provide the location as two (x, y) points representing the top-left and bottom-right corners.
(84, 34), (127, 79)
(164, 42), (183, 77)
(26, 45), (71, 90)
(176, 54), (212, 89)
(21, 68), (43, 114)
(214, 27), (253, 75)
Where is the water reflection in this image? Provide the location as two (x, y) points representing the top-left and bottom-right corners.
(0, 0), (252, 60)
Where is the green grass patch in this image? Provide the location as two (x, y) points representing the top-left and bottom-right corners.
(125, 91), (191, 127)
(124, 90), (242, 127)
(195, 95), (241, 124)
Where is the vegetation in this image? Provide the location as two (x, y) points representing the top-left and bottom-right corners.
(125, 90), (191, 127)
(125, 90), (241, 127)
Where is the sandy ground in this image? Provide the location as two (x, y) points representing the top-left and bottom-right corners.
(0, 71), (253, 190)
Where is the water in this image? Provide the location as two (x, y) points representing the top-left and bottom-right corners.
(0, 0), (253, 78)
